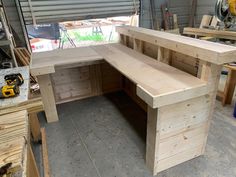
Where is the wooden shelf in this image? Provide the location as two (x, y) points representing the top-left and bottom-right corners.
(0, 39), (10, 46)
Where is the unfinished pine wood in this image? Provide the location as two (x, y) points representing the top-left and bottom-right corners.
(37, 74), (58, 123)
(146, 106), (160, 175)
(31, 47), (103, 76)
(101, 62), (122, 94)
(198, 62), (222, 154)
(41, 128), (50, 177)
(0, 97), (43, 116)
(0, 110), (28, 144)
(199, 15), (212, 28)
(28, 145), (41, 177)
(183, 27), (236, 41)
(157, 47), (171, 64)
(171, 51), (199, 76)
(116, 26), (236, 64)
(218, 65), (236, 106)
(0, 110), (30, 177)
(92, 43), (208, 108)
(133, 38), (143, 53)
(29, 113), (41, 142)
(0, 138), (26, 169)
(50, 63), (122, 104)
(51, 66), (94, 104)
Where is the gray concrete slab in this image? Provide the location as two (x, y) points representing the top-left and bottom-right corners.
(38, 91), (236, 177)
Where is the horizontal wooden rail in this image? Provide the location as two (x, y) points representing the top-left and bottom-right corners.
(116, 26), (236, 64)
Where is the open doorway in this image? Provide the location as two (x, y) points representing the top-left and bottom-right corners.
(26, 15), (139, 53)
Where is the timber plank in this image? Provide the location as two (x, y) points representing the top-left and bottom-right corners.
(92, 43), (208, 108)
(116, 26), (236, 64)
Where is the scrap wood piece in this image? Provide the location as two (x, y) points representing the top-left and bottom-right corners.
(41, 128), (50, 177)
(0, 97), (43, 116)
(29, 113), (41, 142)
(14, 48), (37, 83)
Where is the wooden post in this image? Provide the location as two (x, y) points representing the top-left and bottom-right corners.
(198, 62), (222, 153)
(37, 74), (59, 123)
(41, 128), (51, 177)
(222, 69), (236, 105)
(157, 46), (171, 64)
(133, 39), (143, 53)
(146, 106), (160, 175)
(29, 113), (41, 142)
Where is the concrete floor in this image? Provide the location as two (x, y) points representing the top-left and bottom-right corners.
(35, 91), (236, 177)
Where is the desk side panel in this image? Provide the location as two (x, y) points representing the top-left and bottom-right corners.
(154, 95), (210, 173)
(51, 63), (122, 104)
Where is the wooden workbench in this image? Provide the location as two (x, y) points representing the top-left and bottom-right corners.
(30, 26), (236, 175)
(183, 27), (236, 41)
(0, 66), (40, 177)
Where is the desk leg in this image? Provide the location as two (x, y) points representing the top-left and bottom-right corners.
(222, 69), (236, 105)
(37, 74), (59, 123)
(146, 106), (160, 175)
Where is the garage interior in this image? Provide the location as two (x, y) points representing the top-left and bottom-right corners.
(0, 0), (236, 177)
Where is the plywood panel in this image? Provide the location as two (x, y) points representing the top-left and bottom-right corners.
(159, 95), (211, 138)
(158, 123), (207, 160)
(101, 62), (122, 93)
(51, 63), (122, 104)
(52, 66), (93, 103)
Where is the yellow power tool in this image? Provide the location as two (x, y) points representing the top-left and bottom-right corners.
(216, 0), (236, 28)
(0, 73), (23, 99)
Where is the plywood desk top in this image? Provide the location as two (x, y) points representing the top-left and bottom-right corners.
(92, 44), (208, 108)
(31, 47), (103, 76)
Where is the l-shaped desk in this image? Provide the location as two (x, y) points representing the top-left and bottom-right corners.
(30, 26), (236, 175)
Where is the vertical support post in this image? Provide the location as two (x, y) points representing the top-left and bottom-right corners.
(28, 145), (41, 177)
(198, 61), (222, 154)
(222, 68), (236, 105)
(119, 34), (125, 45)
(133, 38), (143, 53)
(37, 74), (58, 123)
(157, 46), (172, 64)
(146, 106), (160, 175)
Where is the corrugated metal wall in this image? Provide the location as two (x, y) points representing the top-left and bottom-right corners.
(2, 0), (26, 47)
(140, 0), (191, 29)
(195, 0), (216, 27)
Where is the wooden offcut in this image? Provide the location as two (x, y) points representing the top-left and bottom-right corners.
(14, 48), (37, 83)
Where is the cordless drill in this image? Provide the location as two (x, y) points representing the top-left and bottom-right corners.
(0, 73), (24, 99)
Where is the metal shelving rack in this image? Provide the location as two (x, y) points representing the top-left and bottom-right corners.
(0, 2), (18, 67)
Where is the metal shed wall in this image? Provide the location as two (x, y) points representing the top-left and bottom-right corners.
(140, 0), (191, 29)
(18, 0), (140, 25)
(195, 0), (216, 27)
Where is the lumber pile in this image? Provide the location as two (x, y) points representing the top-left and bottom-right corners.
(0, 97), (43, 116)
(14, 48), (37, 83)
(0, 110), (28, 177)
(0, 110), (28, 143)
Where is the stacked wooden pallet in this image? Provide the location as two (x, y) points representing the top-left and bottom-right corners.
(0, 110), (28, 177)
